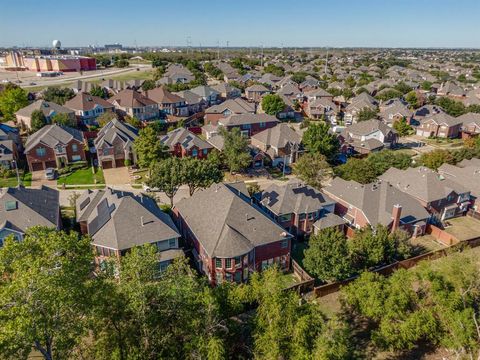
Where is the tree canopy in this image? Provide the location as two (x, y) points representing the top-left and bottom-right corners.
(261, 94), (285, 116)
(293, 152), (331, 189)
(133, 126), (168, 170)
(220, 127), (252, 173)
(302, 122), (340, 159)
(0, 86), (29, 120)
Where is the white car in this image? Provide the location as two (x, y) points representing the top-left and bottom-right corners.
(45, 168), (56, 180)
(142, 183), (160, 192)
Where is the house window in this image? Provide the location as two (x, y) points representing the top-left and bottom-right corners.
(192, 149), (198, 157)
(259, 122), (266, 128)
(234, 271), (242, 283)
(103, 148), (110, 156)
(298, 213), (306, 221)
(72, 144), (78, 152)
(225, 273), (232, 282)
(36, 147), (46, 157)
(4, 200), (17, 211)
(215, 258), (222, 269)
(242, 124), (251, 130)
(261, 260), (269, 270)
(234, 256), (241, 268)
(225, 258), (232, 269)
(216, 271), (223, 284)
(203, 149), (208, 155)
(279, 213), (292, 222)
(243, 267), (249, 281)
(72, 155), (81, 162)
(159, 261), (169, 272)
(168, 238), (176, 248)
(281, 239), (289, 249)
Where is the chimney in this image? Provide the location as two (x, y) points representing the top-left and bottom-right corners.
(391, 204), (402, 233)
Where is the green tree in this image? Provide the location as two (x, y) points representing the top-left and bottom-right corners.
(302, 122), (340, 159)
(293, 152), (331, 189)
(0, 227), (94, 360)
(148, 157), (184, 206)
(43, 87), (75, 105)
(421, 81), (432, 91)
(89, 85), (106, 98)
(393, 117), (413, 136)
(261, 94), (285, 116)
(124, 115), (141, 128)
(419, 149), (454, 170)
(435, 97), (466, 117)
(221, 127), (251, 173)
(263, 64), (285, 77)
(30, 109), (47, 132)
(180, 156), (223, 196)
(96, 111), (117, 127)
(303, 228), (353, 282)
(405, 91), (419, 109)
(334, 158), (377, 184)
(345, 76), (356, 88)
(133, 126), (168, 170)
(141, 79), (156, 91)
(51, 112), (73, 127)
(0, 86), (28, 120)
(366, 149), (412, 175)
(357, 107), (378, 121)
(114, 59), (129, 68)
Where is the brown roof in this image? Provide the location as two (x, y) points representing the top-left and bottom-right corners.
(109, 89), (157, 108)
(64, 92), (114, 112)
(144, 87), (185, 104)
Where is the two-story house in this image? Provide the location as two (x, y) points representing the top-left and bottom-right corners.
(64, 92), (114, 126)
(16, 100), (76, 130)
(204, 98), (256, 125)
(160, 128), (213, 159)
(76, 188), (181, 270)
(173, 182), (293, 286)
(259, 181), (337, 238)
(211, 82), (242, 100)
(416, 112), (463, 138)
(379, 166), (471, 221)
(144, 87), (189, 117)
(245, 84), (270, 102)
(25, 124), (86, 171)
(189, 86), (220, 106)
(109, 89), (159, 121)
(458, 112), (480, 139)
(217, 113), (280, 138)
(94, 119), (138, 169)
(0, 186), (61, 246)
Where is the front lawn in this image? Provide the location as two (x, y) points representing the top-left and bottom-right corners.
(57, 167), (104, 186)
(0, 171), (32, 188)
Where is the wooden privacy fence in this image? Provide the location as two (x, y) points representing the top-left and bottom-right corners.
(285, 259), (315, 294)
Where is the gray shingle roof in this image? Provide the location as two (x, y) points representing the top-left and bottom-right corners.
(219, 113), (279, 127)
(160, 128), (213, 151)
(205, 98), (255, 115)
(15, 100), (74, 118)
(175, 183), (292, 258)
(251, 123), (301, 149)
(94, 119), (138, 149)
(25, 124), (84, 152)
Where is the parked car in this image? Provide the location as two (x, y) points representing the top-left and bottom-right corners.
(142, 183), (160, 192)
(276, 162), (292, 175)
(45, 168), (56, 180)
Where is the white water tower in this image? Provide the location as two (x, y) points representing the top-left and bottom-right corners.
(52, 39), (62, 49)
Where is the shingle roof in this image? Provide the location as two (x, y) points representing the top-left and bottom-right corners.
(219, 113), (279, 127)
(251, 123), (301, 149)
(438, 161), (480, 198)
(205, 98), (255, 115)
(15, 100), (74, 118)
(144, 87), (185, 104)
(160, 128), (213, 151)
(25, 124), (84, 152)
(94, 119), (138, 149)
(175, 183), (292, 258)
(421, 112), (462, 127)
(344, 119), (395, 137)
(323, 178), (430, 226)
(260, 181), (335, 216)
(109, 89), (157, 108)
(77, 188), (180, 250)
(64, 92), (113, 112)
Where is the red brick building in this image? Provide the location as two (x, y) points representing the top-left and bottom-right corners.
(160, 128), (213, 159)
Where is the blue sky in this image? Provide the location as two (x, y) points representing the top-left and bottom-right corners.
(1, 0), (479, 48)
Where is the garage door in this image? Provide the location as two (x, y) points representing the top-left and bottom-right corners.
(45, 161), (57, 168)
(115, 159), (125, 167)
(102, 160), (113, 169)
(31, 162), (44, 171)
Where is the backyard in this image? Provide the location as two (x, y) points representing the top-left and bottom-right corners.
(444, 216), (480, 241)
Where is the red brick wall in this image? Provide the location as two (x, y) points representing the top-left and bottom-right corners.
(254, 239), (291, 271)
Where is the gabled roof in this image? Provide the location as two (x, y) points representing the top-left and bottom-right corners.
(64, 92), (113, 111)
(175, 183), (292, 258)
(260, 181), (335, 216)
(438, 161), (480, 198)
(211, 82), (240, 95)
(77, 188), (180, 251)
(144, 87), (185, 104)
(379, 166), (469, 203)
(25, 124), (84, 152)
(160, 128), (213, 151)
(219, 113), (279, 127)
(251, 123), (301, 149)
(173, 90), (203, 105)
(457, 112), (480, 127)
(245, 84), (270, 92)
(205, 98), (255, 115)
(189, 86), (220, 98)
(109, 89), (157, 108)
(421, 112), (462, 127)
(323, 178), (429, 226)
(16, 100), (74, 118)
(304, 88), (333, 98)
(343, 119), (396, 137)
(0, 186), (60, 234)
(94, 119), (138, 148)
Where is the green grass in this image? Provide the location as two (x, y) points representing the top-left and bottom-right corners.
(132, 169), (149, 184)
(107, 70), (153, 82)
(444, 216), (480, 241)
(57, 167), (104, 186)
(279, 272), (300, 289)
(0, 171), (32, 188)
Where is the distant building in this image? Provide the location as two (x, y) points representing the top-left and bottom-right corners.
(3, 51), (96, 72)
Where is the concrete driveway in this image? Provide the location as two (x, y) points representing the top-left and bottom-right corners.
(103, 167), (131, 185)
(30, 171), (57, 188)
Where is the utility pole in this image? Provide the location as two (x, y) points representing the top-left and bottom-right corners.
(216, 40), (220, 60)
(324, 48), (329, 75)
(261, 44), (264, 67)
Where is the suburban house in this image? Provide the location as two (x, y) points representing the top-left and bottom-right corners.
(379, 98), (413, 125)
(144, 87), (189, 117)
(160, 127), (213, 159)
(174, 90), (206, 115)
(458, 112), (480, 138)
(250, 123), (302, 165)
(344, 93), (379, 124)
(211, 82), (242, 100)
(204, 98), (256, 125)
(323, 178), (430, 237)
(94, 119), (138, 169)
(379, 166), (471, 221)
(245, 84), (270, 102)
(64, 92), (115, 126)
(412, 105), (445, 125)
(303, 88), (334, 102)
(173, 182), (293, 286)
(0, 186), (60, 246)
(306, 97), (339, 122)
(15, 100), (75, 129)
(189, 86), (220, 106)
(158, 64), (195, 85)
(438, 159), (480, 216)
(109, 89), (159, 121)
(25, 124), (86, 171)
(339, 119), (398, 155)
(76, 188), (181, 270)
(0, 123), (20, 169)
(415, 113), (463, 138)
(437, 81), (466, 99)
(217, 113), (280, 138)
(258, 181), (337, 238)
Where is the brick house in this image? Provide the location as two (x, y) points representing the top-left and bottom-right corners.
(144, 87), (189, 117)
(379, 166), (471, 221)
(15, 100), (76, 130)
(204, 98), (255, 125)
(160, 128), (213, 159)
(76, 188), (182, 270)
(323, 178), (431, 237)
(94, 119), (138, 169)
(245, 84), (270, 102)
(458, 112), (480, 139)
(25, 124), (86, 171)
(416, 113), (463, 138)
(109, 89), (159, 121)
(218, 113), (280, 138)
(64, 92), (115, 126)
(173, 182), (292, 286)
(258, 181), (338, 238)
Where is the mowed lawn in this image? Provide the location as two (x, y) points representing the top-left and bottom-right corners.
(444, 216), (480, 241)
(0, 172), (32, 187)
(57, 167), (104, 186)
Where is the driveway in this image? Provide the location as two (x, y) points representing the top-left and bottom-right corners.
(103, 167), (131, 185)
(30, 171), (57, 188)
